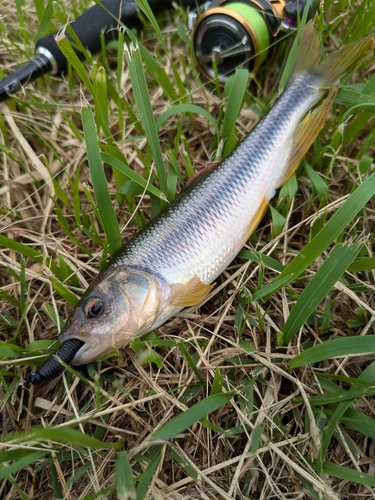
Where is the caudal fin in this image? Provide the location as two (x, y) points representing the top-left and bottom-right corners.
(291, 20), (375, 88)
(280, 23), (374, 186)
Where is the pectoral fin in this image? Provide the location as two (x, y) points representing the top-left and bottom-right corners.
(170, 276), (215, 307)
(278, 84), (338, 187)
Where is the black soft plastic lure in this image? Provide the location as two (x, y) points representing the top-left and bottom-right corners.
(25, 339), (85, 385)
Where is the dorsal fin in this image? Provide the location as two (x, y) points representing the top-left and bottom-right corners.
(185, 162), (220, 188)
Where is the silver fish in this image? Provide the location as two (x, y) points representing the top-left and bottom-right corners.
(55, 22), (374, 366)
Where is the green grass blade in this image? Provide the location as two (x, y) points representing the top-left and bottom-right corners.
(210, 366), (224, 395)
(269, 205), (286, 238)
(131, 339), (164, 369)
(50, 462), (64, 498)
(336, 86), (375, 107)
(289, 336), (375, 368)
(101, 153), (167, 201)
(115, 450), (136, 500)
(134, 0), (187, 102)
(167, 446), (198, 480)
(296, 386), (375, 406)
(0, 451), (46, 481)
(56, 34), (94, 94)
(81, 98), (122, 256)
(26, 340), (55, 354)
(304, 162), (329, 200)
(0, 343), (23, 358)
(126, 28), (178, 102)
(316, 361), (375, 471)
(135, 447), (162, 500)
(341, 407), (375, 440)
(310, 460), (375, 487)
(7, 426), (123, 450)
(281, 241), (362, 344)
(66, 461), (93, 487)
(348, 256), (375, 272)
(222, 69), (249, 156)
(134, 0), (168, 54)
(254, 172), (375, 305)
(177, 341), (204, 385)
(49, 276), (79, 306)
(149, 393), (234, 442)
(0, 235), (43, 262)
(124, 43), (168, 204)
(252, 274), (293, 301)
(93, 65), (111, 138)
(238, 249), (285, 273)
(156, 103), (219, 139)
(35, 0), (55, 40)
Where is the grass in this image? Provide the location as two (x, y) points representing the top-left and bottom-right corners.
(1, 0), (375, 498)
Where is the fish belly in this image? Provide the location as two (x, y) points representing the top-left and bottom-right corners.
(113, 76), (320, 290)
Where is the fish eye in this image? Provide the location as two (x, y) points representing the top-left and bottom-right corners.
(84, 297), (105, 319)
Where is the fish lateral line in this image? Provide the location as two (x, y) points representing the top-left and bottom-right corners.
(24, 21), (375, 382)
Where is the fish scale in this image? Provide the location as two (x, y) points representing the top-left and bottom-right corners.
(109, 73), (319, 287)
(27, 22), (375, 381)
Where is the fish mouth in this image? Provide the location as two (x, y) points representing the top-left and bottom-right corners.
(62, 336), (114, 365)
(58, 338), (86, 362)
(58, 329), (93, 365)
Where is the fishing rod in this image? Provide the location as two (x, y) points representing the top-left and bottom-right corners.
(0, 0), (316, 102)
(0, 0), (198, 102)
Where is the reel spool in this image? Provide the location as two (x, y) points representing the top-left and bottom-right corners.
(192, 0), (315, 83)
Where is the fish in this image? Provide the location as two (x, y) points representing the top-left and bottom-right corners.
(27, 21), (374, 384)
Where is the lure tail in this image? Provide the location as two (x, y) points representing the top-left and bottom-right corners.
(25, 339), (85, 385)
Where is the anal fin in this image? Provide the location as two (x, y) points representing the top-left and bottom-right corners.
(245, 195), (268, 240)
(170, 276), (215, 307)
(279, 84), (339, 187)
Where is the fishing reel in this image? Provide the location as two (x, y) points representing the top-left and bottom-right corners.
(0, 0), (318, 102)
(190, 0), (318, 83)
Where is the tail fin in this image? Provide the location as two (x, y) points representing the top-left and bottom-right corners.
(291, 20), (375, 87)
(280, 23), (374, 186)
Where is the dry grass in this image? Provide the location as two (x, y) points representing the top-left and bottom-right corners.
(1, 0), (375, 499)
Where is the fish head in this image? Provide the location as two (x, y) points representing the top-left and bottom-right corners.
(58, 268), (164, 365)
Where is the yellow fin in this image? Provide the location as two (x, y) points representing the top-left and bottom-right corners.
(290, 20), (375, 88)
(170, 276), (214, 307)
(245, 195), (268, 240)
(291, 20), (322, 81)
(278, 84), (338, 187)
(317, 33), (375, 88)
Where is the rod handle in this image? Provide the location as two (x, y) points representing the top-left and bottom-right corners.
(36, 0), (141, 75)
